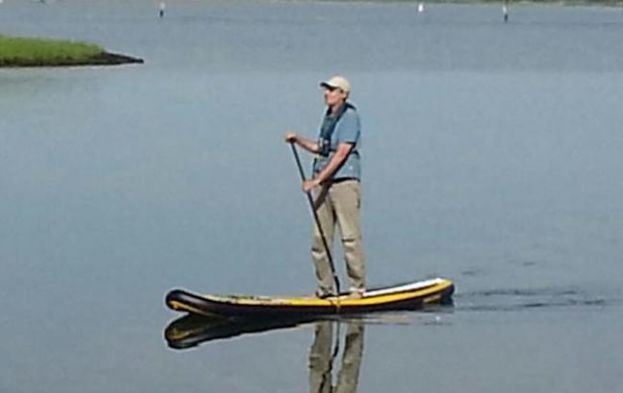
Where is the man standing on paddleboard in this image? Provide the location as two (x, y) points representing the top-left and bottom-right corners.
(285, 75), (366, 299)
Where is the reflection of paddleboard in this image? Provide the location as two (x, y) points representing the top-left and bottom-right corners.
(165, 314), (316, 349)
(166, 278), (454, 318)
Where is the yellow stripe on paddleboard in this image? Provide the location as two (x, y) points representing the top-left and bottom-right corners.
(168, 300), (223, 317)
(200, 279), (453, 308)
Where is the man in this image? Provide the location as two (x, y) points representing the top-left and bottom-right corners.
(285, 75), (366, 299)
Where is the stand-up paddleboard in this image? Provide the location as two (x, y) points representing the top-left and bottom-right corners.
(166, 278), (454, 318)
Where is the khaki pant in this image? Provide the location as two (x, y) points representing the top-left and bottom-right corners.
(311, 180), (366, 295)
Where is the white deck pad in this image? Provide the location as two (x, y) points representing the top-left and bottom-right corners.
(364, 278), (445, 297)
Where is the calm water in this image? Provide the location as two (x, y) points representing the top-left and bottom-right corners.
(1, 1), (622, 392)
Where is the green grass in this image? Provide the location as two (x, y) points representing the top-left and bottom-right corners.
(0, 35), (105, 66)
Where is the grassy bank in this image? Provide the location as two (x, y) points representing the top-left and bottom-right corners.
(0, 35), (142, 67)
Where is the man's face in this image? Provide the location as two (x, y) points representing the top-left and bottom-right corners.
(323, 86), (347, 107)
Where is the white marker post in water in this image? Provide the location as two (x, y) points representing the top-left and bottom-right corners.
(159, 1), (166, 18)
(503, 0), (509, 23)
(417, 2), (424, 13)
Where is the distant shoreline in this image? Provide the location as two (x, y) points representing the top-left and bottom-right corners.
(313, 0), (623, 5)
(0, 35), (143, 68)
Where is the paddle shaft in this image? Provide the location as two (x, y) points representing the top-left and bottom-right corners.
(290, 142), (341, 295)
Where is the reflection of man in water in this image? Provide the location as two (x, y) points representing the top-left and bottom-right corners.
(309, 320), (364, 393)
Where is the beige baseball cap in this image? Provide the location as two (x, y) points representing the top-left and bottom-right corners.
(320, 75), (351, 94)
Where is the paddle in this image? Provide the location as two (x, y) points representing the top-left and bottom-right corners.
(289, 142), (341, 296)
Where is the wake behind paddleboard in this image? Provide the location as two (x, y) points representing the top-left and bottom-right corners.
(166, 278), (454, 318)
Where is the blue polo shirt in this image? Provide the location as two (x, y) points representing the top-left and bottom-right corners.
(313, 104), (361, 180)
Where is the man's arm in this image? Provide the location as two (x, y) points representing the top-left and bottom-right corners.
(303, 142), (353, 192)
(285, 131), (319, 154)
